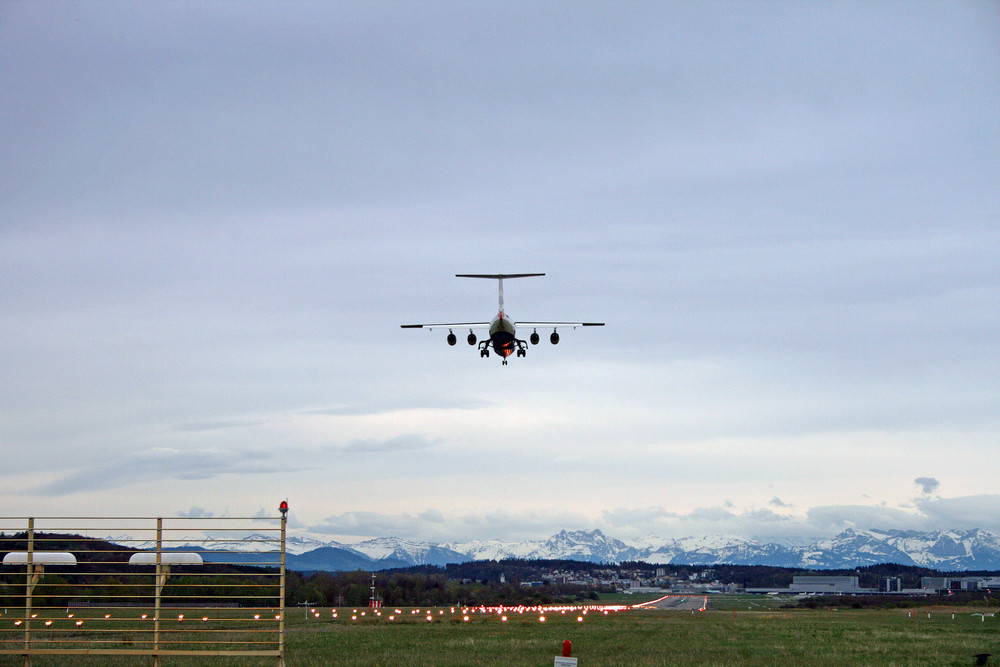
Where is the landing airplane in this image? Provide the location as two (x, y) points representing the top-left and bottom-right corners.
(401, 273), (604, 364)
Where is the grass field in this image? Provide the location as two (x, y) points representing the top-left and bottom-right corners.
(1, 599), (998, 666)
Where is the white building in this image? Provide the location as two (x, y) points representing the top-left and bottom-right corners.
(789, 576), (861, 593)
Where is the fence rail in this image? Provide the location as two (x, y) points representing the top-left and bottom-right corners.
(0, 514), (286, 666)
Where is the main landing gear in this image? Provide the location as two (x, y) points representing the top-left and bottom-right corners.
(478, 338), (528, 364)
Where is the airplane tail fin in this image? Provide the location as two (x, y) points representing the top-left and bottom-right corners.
(456, 273), (544, 314)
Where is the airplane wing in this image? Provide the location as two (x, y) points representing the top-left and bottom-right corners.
(400, 322), (491, 330)
(514, 321), (605, 327)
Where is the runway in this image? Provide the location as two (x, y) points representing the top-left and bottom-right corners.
(632, 595), (708, 612)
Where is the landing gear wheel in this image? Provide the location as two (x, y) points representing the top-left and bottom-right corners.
(480, 348), (489, 358)
(502, 359), (507, 365)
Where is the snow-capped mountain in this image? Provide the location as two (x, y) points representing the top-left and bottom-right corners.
(122, 528), (1000, 572)
(105, 532), (318, 555)
(345, 537), (468, 568)
(626, 534), (805, 568)
(799, 528), (1000, 570)
(526, 530), (643, 562)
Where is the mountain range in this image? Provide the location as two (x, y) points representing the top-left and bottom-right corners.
(161, 528), (1000, 572)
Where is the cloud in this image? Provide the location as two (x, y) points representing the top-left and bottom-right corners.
(804, 504), (919, 532)
(599, 507), (680, 529)
(914, 476), (939, 494)
(33, 447), (270, 495)
(173, 420), (261, 432)
(687, 506), (737, 522)
(743, 508), (790, 523)
(292, 494), (1000, 544)
(595, 505), (795, 540)
(309, 508), (593, 542)
(769, 496), (791, 507)
(418, 509), (446, 523)
(30, 446), (298, 495)
(913, 495), (1000, 532)
(30, 432), (442, 495)
(308, 504), (802, 543)
(341, 434), (441, 454)
(308, 511), (434, 540)
(303, 399), (486, 417)
(177, 506), (214, 518)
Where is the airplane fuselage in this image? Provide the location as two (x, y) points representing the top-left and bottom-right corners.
(489, 311), (517, 358)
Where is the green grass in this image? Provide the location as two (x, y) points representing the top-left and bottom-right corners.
(1, 603), (998, 666)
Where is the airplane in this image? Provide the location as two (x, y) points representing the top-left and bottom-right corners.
(401, 273), (604, 365)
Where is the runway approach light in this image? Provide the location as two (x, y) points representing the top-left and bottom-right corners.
(5, 553), (76, 596)
(129, 552), (204, 566)
(3, 552), (77, 566)
(279, 500), (289, 516)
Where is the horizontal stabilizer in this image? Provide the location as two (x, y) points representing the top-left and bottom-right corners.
(455, 273), (544, 279)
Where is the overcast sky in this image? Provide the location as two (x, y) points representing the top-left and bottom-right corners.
(2, 1), (998, 544)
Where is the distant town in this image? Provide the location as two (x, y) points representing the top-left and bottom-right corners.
(285, 560), (1000, 608)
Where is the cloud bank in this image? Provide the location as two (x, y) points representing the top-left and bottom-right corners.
(301, 494), (1000, 543)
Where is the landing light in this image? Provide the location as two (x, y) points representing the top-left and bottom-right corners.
(3, 552), (76, 566)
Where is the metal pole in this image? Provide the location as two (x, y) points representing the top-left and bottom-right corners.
(278, 508), (286, 667)
(23, 517), (34, 667)
(154, 517), (162, 667)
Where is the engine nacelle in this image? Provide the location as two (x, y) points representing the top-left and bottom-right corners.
(467, 332), (477, 345)
(447, 332), (457, 346)
(550, 331), (560, 345)
(530, 331), (540, 345)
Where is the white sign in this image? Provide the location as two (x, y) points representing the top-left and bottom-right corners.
(554, 658), (578, 667)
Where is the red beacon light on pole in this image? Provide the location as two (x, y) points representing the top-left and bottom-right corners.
(279, 500), (289, 517)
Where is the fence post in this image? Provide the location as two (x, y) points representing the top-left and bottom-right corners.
(23, 517), (34, 667)
(154, 517), (163, 667)
(279, 501), (288, 667)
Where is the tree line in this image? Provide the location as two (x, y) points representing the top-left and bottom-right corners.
(285, 568), (603, 608)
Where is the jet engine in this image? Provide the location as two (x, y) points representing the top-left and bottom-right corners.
(467, 332), (477, 345)
(530, 330), (540, 345)
(550, 331), (560, 344)
(447, 332), (457, 346)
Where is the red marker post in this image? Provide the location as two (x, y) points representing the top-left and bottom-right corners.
(554, 640), (577, 666)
